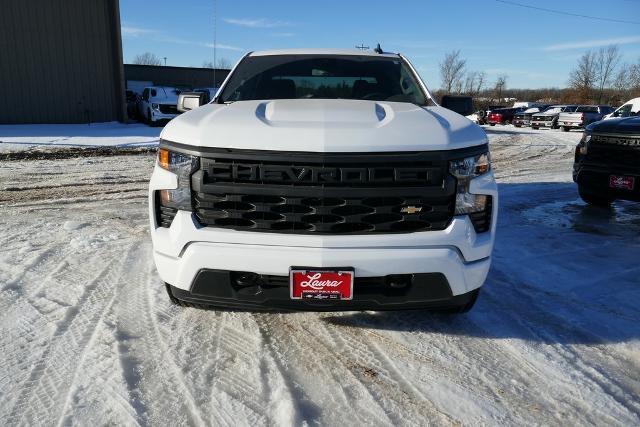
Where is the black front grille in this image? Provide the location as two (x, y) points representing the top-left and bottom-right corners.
(193, 191), (454, 233)
(186, 148), (477, 235)
(159, 104), (178, 114)
(588, 136), (640, 169)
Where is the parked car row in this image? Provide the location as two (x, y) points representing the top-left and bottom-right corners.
(557, 105), (614, 131)
(126, 85), (219, 126)
(477, 104), (617, 132)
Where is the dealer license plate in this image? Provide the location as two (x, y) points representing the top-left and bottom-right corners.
(609, 175), (635, 190)
(290, 268), (354, 300)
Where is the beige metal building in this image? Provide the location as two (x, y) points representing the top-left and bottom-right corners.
(0, 0), (126, 124)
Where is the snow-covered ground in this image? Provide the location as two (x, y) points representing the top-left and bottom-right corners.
(0, 126), (638, 425)
(0, 122), (160, 153)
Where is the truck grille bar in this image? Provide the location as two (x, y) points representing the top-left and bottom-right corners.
(152, 144), (488, 235)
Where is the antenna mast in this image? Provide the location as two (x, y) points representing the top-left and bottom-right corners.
(213, 0), (217, 87)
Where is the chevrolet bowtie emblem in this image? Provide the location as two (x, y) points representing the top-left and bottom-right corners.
(400, 206), (422, 214)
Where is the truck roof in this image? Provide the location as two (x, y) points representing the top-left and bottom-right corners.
(249, 48), (399, 58)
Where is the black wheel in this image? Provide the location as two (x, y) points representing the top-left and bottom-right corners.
(432, 289), (480, 314)
(561, 126), (569, 132)
(551, 121), (559, 129)
(531, 125), (538, 130)
(514, 124), (521, 128)
(579, 188), (613, 207)
(489, 123), (495, 126)
(165, 283), (209, 309)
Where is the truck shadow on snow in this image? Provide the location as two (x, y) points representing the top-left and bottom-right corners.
(322, 182), (640, 345)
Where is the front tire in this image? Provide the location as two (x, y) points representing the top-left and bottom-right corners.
(531, 125), (538, 130)
(579, 187), (613, 207)
(561, 126), (569, 132)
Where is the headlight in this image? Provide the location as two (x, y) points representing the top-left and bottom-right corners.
(449, 152), (492, 232)
(152, 103), (159, 110)
(157, 148), (199, 212)
(577, 132), (591, 156)
(449, 152), (491, 178)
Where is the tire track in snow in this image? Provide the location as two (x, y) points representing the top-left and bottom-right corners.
(482, 272), (640, 423)
(255, 312), (454, 426)
(2, 245), (133, 425)
(109, 247), (209, 427)
(317, 315), (459, 425)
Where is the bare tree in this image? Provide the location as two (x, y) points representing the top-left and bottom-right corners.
(202, 58), (232, 69)
(614, 64), (630, 95)
(440, 50), (466, 93)
(464, 72), (477, 95)
(568, 50), (598, 103)
(132, 52), (163, 66)
(595, 45), (621, 103)
(216, 58), (231, 69)
(494, 75), (508, 102)
(475, 71), (486, 95)
(629, 58), (640, 92)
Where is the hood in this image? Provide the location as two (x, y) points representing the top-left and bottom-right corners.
(160, 99), (487, 152)
(587, 116), (640, 134)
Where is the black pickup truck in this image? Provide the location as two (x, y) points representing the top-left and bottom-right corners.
(574, 116), (640, 206)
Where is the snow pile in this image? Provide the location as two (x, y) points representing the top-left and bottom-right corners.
(0, 122), (160, 153)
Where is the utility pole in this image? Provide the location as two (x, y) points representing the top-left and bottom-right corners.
(213, 0), (217, 87)
(163, 57), (167, 66)
(355, 44), (369, 51)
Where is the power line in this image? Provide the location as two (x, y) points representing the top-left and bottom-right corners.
(495, 0), (640, 25)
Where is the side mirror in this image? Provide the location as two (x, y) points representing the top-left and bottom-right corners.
(177, 92), (207, 113)
(440, 95), (474, 117)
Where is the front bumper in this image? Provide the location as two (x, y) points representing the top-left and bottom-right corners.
(560, 121), (583, 129)
(151, 110), (178, 122)
(574, 164), (640, 202)
(531, 120), (553, 127)
(149, 164), (498, 308)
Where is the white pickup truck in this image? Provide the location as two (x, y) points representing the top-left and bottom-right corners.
(558, 105), (614, 131)
(604, 97), (640, 120)
(138, 86), (182, 126)
(148, 49), (498, 312)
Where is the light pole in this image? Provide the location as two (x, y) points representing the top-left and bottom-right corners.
(163, 57), (167, 66)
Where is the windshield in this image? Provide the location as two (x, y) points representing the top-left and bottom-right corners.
(217, 54), (431, 105)
(543, 107), (562, 113)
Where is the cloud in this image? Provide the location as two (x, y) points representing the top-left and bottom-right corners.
(121, 26), (155, 37)
(223, 17), (290, 28)
(120, 26), (242, 51)
(203, 43), (244, 51)
(543, 35), (640, 51)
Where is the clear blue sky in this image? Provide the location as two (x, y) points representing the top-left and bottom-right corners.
(120, 0), (640, 89)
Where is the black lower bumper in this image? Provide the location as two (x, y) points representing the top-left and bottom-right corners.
(574, 167), (640, 202)
(168, 269), (476, 311)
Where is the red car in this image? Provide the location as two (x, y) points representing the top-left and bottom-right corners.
(487, 108), (525, 126)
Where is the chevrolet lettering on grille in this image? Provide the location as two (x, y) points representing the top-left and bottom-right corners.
(209, 163), (433, 185)
(592, 135), (640, 147)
